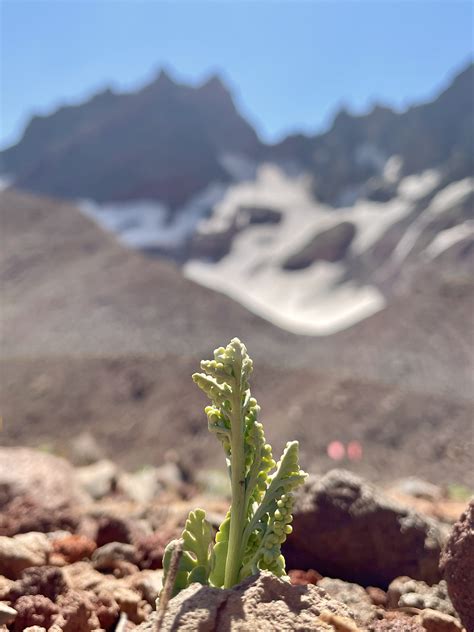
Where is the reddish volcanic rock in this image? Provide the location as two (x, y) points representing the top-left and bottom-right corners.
(0, 448), (85, 537)
(95, 514), (141, 547)
(7, 566), (68, 603)
(288, 568), (323, 585)
(12, 595), (58, 632)
(369, 612), (425, 631)
(50, 590), (100, 632)
(135, 530), (178, 570)
(0, 496), (79, 537)
(284, 470), (446, 587)
(440, 499), (474, 632)
(92, 590), (120, 630)
(52, 535), (97, 564)
(366, 586), (387, 607)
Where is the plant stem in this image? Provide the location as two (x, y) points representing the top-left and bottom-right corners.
(223, 384), (246, 588)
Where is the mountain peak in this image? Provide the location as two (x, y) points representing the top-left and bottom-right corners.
(152, 68), (176, 87)
(199, 73), (230, 94)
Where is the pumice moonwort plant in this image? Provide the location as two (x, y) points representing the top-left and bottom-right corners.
(162, 338), (307, 595)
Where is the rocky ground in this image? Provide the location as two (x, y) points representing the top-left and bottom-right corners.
(0, 446), (472, 632)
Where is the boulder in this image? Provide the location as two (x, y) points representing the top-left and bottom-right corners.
(439, 500), (474, 632)
(190, 205), (282, 261)
(283, 470), (446, 587)
(189, 222), (239, 261)
(0, 449), (86, 535)
(136, 571), (361, 631)
(283, 222), (356, 269)
(238, 205), (282, 225)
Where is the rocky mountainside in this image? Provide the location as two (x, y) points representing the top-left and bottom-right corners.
(0, 70), (260, 209)
(267, 62), (473, 205)
(2, 64), (472, 211)
(2, 63), (471, 337)
(1, 190), (473, 485)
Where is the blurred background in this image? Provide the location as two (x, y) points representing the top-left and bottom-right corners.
(1, 0), (473, 489)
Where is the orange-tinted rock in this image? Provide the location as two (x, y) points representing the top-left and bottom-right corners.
(135, 530), (177, 570)
(289, 568), (323, 585)
(52, 535), (97, 564)
(366, 586), (387, 607)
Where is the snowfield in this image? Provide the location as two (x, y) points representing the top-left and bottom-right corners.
(77, 164), (472, 336)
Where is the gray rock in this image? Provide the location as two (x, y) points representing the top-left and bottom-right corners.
(0, 448), (87, 510)
(387, 577), (456, 615)
(136, 571), (360, 631)
(117, 469), (161, 504)
(75, 459), (119, 499)
(283, 222), (356, 269)
(238, 205), (282, 225)
(318, 578), (377, 626)
(391, 477), (443, 501)
(118, 463), (182, 503)
(68, 431), (104, 466)
(92, 542), (137, 570)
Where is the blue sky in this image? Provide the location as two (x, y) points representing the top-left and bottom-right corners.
(1, 1), (472, 149)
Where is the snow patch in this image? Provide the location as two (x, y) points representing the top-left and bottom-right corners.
(391, 177), (473, 266)
(185, 165), (395, 335)
(78, 183), (226, 250)
(383, 155), (403, 183)
(424, 220), (474, 260)
(186, 258), (385, 335)
(397, 169), (441, 201)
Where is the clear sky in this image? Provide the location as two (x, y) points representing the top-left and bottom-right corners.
(1, 1), (472, 149)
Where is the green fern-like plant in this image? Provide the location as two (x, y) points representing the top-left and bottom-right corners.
(162, 338), (307, 595)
